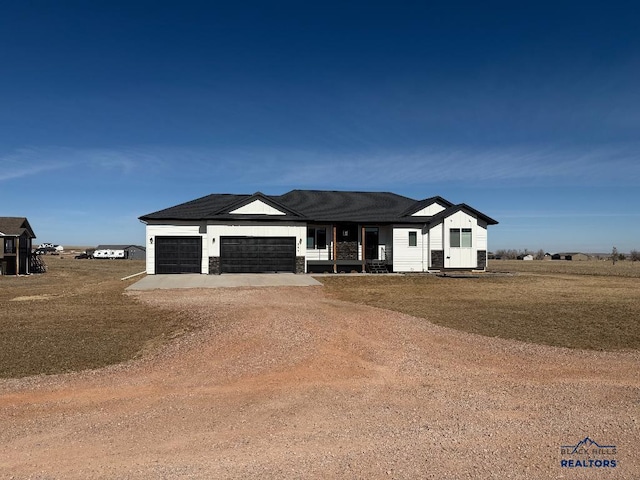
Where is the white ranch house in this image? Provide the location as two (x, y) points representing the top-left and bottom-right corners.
(139, 190), (498, 274)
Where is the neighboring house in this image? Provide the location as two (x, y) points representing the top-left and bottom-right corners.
(552, 252), (591, 261)
(522, 254), (534, 261)
(563, 252), (591, 261)
(139, 190), (498, 274)
(94, 245), (146, 260)
(0, 217), (36, 275)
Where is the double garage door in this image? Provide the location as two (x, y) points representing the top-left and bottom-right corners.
(220, 236), (296, 273)
(155, 236), (296, 274)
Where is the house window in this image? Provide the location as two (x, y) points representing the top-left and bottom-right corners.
(307, 228), (316, 249)
(317, 229), (327, 249)
(461, 228), (472, 247)
(307, 228), (327, 249)
(408, 231), (417, 247)
(450, 228), (472, 248)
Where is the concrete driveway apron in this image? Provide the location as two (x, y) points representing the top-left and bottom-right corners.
(126, 273), (322, 290)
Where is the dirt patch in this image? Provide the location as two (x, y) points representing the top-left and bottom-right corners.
(10, 293), (61, 301)
(1, 286), (638, 479)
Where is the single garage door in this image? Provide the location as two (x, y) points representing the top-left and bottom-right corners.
(220, 236), (296, 273)
(155, 236), (202, 274)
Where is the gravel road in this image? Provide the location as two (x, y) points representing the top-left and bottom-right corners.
(1, 286), (638, 479)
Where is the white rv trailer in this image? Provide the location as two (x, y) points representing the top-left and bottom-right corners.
(93, 248), (125, 259)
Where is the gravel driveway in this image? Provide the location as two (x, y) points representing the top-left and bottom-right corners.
(1, 286), (638, 479)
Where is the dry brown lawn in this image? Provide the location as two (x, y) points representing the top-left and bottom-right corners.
(319, 260), (640, 351)
(490, 258), (640, 277)
(0, 255), (198, 378)
(2, 257), (638, 379)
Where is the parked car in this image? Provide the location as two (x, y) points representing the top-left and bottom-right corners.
(74, 252), (92, 259)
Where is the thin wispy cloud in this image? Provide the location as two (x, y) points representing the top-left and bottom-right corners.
(497, 212), (640, 219)
(0, 146), (167, 180)
(220, 143), (640, 188)
(4, 143), (639, 190)
(0, 148), (73, 181)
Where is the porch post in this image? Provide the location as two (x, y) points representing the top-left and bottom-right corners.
(332, 225), (337, 274)
(361, 225), (366, 273)
(15, 237), (19, 276)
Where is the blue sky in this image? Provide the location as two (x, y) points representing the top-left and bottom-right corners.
(1, 1), (639, 252)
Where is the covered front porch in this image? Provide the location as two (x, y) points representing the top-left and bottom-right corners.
(305, 223), (393, 273)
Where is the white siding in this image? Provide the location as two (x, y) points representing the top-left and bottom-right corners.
(443, 210), (477, 268)
(411, 203), (447, 216)
(146, 223), (207, 274)
(429, 223), (443, 250)
(230, 200), (286, 215)
(476, 219), (488, 250)
(392, 225), (427, 272)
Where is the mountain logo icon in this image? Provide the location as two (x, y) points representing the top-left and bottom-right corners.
(561, 436), (616, 454)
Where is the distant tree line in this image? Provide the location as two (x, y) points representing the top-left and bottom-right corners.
(493, 249), (546, 260)
(492, 248), (640, 262)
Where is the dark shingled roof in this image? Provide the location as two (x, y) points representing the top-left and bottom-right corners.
(274, 190), (418, 222)
(0, 217), (36, 238)
(141, 194), (250, 220)
(139, 190), (498, 225)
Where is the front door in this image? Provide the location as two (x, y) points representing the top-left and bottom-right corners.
(445, 227), (475, 268)
(364, 228), (379, 260)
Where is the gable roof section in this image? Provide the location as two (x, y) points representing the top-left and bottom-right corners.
(140, 192), (305, 222)
(400, 196), (454, 217)
(140, 194), (251, 221)
(427, 204), (499, 225)
(221, 192), (304, 218)
(0, 217), (36, 238)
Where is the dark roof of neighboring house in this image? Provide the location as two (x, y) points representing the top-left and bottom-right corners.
(96, 245), (146, 251)
(139, 190), (499, 225)
(0, 217), (36, 238)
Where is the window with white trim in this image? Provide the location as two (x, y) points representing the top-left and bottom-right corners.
(408, 231), (417, 247)
(450, 228), (472, 247)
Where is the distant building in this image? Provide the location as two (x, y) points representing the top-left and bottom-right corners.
(94, 245), (146, 260)
(551, 252), (591, 261)
(0, 217), (36, 275)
